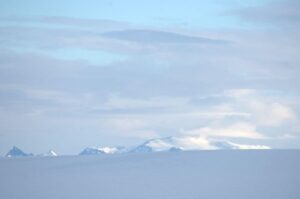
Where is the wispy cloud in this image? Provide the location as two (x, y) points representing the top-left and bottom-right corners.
(102, 29), (228, 44)
(0, 16), (130, 30)
(228, 0), (300, 27)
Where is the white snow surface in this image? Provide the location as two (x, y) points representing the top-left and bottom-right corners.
(0, 150), (299, 199)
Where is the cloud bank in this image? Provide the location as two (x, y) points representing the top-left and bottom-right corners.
(0, 1), (299, 154)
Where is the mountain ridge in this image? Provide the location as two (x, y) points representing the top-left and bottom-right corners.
(4, 136), (271, 158)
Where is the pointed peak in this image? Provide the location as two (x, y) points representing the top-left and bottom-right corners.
(6, 146), (32, 158)
(12, 146), (20, 150)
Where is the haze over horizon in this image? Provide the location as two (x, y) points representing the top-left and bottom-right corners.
(0, 0), (300, 155)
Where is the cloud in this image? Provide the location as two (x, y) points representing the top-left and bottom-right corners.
(105, 118), (148, 132)
(228, 0), (300, 27)
(184, 122), (266, 139)
(250, 101), (296, 127)
(102, 94), (189, 110)
(0, 16), (130, 30)
(224, 89), (297, 127)
(0, 13), (300, 152)
(224, 89), (256, 98)
(102, 29), (228, 44)
(180, 89), (298, 141)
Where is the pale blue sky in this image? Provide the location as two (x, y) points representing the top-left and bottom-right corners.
(0, 0), (272, 28)
(0, 0), (299, 155)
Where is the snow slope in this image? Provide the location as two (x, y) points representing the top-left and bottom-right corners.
(0, 150), (299, 199)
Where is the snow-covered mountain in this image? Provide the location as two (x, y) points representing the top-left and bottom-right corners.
(131, 136), (270, 152)
(4, 137), (270, 158)
(5, 146), (33, 158)
(79, 146), (125, 155)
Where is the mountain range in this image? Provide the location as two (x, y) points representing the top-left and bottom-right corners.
(3, 136), (270, 158)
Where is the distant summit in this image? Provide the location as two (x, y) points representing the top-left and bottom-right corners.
(130, 137), (182, 153)
(6, 146), (33, 158)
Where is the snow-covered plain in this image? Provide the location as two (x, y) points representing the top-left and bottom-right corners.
(0, 150), (299, 199)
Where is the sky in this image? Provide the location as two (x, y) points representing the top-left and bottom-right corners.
(0, 0), (300, 155)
